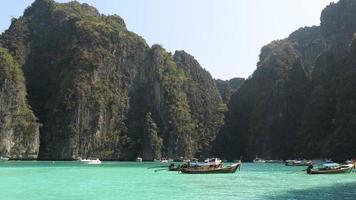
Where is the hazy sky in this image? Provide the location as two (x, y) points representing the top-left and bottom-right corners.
(1, 0), (337, 80)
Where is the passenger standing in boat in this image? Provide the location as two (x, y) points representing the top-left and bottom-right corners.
(306, 165), (313, 174)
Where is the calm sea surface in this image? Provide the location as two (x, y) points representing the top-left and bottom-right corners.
(0, 161), (355, 200)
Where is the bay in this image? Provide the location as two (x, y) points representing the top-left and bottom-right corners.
(0, 162), (355, 200)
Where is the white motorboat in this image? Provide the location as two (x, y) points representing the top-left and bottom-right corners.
(285, 159), (312, 166)
(0, 156), (9, 161)
(265, 159), (283, 163)
(253, 156), (266, 163)
(80, 157), (101, 164)
(136, 157), (143, 162)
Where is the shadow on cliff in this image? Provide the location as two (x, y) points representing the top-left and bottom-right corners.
(261, 181), (356, 200)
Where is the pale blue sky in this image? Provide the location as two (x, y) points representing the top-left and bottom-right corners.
(1, 0), (336, 79)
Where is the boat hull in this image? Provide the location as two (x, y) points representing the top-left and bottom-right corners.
(180, 163), (241, 174)
(168, 167), (181, 171)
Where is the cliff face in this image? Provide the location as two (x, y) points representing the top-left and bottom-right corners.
(330, 37), (356, 160)
(0, 47), (39, 159)
(216, 0), (356, 161)
(0, 0), (224, 160)
(4, 0), (355, 161)
(288, 26), (326, 74)
(215, 78), (245, 104)
(140, 46), (198, 159)
(130, 47), (225, 160)
(298, 0), (356, 161)
(320, 0), (356, 56)
(216, 41), (311, 160)
(1, 0), (149, 160)
(173, 51), (225, 157)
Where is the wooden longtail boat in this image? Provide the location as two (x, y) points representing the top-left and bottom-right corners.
(180, 162), (241, 174)
(306, 163), (355, 174)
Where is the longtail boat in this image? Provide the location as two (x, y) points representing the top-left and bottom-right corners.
(180, 162), (241, 174)
(306, 163), (355, 174)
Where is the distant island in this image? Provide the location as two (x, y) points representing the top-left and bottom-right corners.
(0, 0), (355, 162)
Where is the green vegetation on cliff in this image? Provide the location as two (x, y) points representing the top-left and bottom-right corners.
(216, 40), (311, 160)
(215, 78), (245, 104)
(142, 112), (162, 160)
(0, 47), (39, 159)
(216, 0), (356, 161)
(174, 50), (225, 156)
(2, 0), (356, 161)
(0, 0), (224, 160)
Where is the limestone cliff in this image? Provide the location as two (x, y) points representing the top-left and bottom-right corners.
(216, 41), (311, 160)
(215, 0), (356, 161)
(215, 78), (245, 104)
(0, 0), (224, 160)
(0, 47), (39, 159)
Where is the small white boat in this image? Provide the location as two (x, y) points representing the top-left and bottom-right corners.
(253, 156), (266, 163)
(161, 159), (168, 163)
(344, 160), (353, 164)
(265, 159), (283, 163)
(0, 156), (9, 161)
(136, 157), (143, 162)
(80, 157), (101, 164)
(285, 159), (312, 166)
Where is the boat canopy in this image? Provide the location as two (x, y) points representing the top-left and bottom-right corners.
(188, 158), (222, 167)
(322, 163), (340, 168)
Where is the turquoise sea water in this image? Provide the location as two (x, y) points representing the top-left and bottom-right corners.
(0, 161), (355, 200)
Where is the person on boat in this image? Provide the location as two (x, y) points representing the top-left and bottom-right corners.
(169, 163), (178, 171)
(306, 165), (313, 174)
(181, 163), (188, 169)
